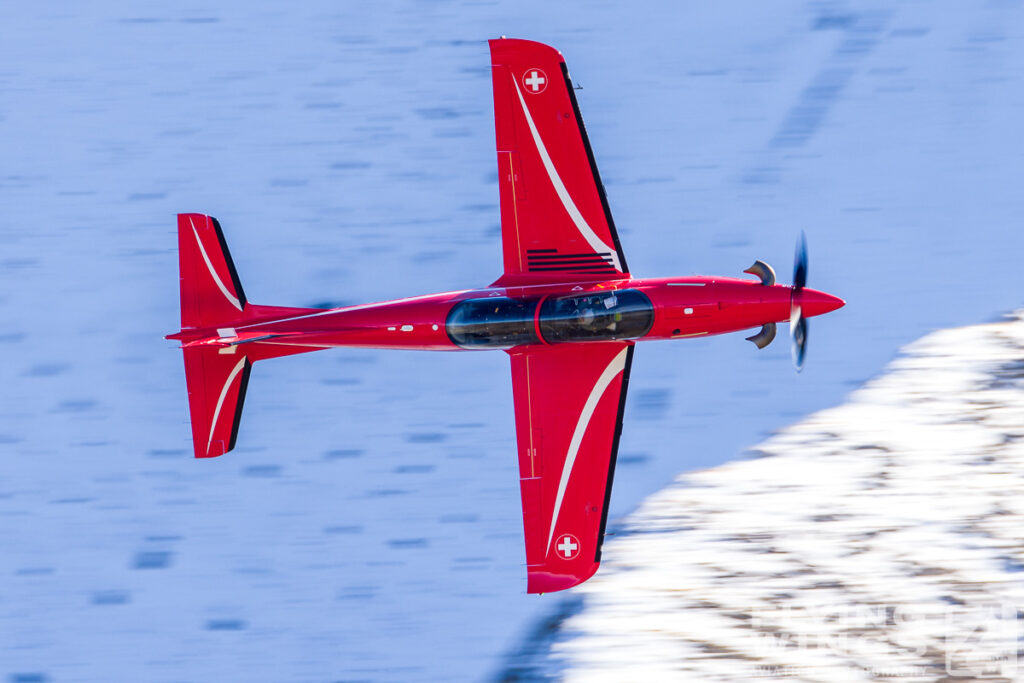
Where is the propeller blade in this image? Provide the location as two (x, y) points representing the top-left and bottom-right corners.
(793, 231), (808, 291)
(790, 232), (808, 371)
(791, 311), (807, 371)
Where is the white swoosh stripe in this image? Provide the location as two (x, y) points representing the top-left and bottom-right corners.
(235, 290), (472, 330)
(191, 218), (243, 312)
(545, 347), (629, 555)
(511, 77), (622, 273)
(207, 357), (247, 453)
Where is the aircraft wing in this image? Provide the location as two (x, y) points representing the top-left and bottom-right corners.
(489, 38), (629, 286)
(508, 342), (635, 593)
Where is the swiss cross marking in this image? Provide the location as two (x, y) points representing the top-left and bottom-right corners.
(556, 534), (580, 560)
(523, 68), (547, 94)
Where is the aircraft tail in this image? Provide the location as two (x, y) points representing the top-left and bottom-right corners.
(169, 213), (326, 458)
(183, 347), (252, 458)
(177, 213), (249, 329)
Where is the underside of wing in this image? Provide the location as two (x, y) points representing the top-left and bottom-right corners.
(490, 38), (628, 287)
(508, 342), (635, 593)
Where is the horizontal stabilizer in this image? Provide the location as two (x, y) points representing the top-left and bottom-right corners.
(178, 213), (248, 330)
(182, 347), (251, 458)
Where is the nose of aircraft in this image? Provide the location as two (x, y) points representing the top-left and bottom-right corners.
(797, 288), (845, 317)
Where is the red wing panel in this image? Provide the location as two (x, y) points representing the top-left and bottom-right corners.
(489, 38), (628, 286)
(508, 342), (634, 593)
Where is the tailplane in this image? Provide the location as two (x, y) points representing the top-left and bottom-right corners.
(168, 213), (326, 458)
(177, 213), (248, 329)
(183, 347), (252, 458)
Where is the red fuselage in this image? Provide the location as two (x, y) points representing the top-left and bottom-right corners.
(177, 276), (844, 353)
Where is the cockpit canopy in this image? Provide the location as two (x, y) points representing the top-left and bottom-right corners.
(445, 296), (538, 349)
(446, 290), (654, 349)
(539, 290), (654, 343)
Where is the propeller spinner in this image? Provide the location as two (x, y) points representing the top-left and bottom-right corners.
(743, 234), (843, 366)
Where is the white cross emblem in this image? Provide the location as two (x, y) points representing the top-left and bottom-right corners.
(523, 68), (547, 94)
(556, 534), (579, 559)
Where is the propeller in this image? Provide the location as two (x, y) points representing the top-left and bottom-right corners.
(790, 232), (808, 371)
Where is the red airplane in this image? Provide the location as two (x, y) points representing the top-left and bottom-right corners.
(167, 38), (843, 593)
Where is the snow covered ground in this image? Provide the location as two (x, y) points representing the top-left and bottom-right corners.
(535, 311), (1024, 681)
(2, 1), (1023, 681)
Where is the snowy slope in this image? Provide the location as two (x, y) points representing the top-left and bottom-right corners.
(542, 311), (1024, 681)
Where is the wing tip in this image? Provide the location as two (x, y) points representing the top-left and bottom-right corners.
(194, 441), (228, 458)
(488, 37), (563, 62)
(526, 562), (600, 594)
